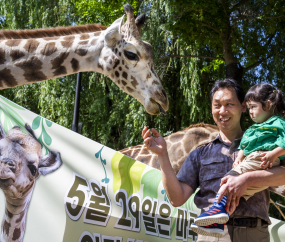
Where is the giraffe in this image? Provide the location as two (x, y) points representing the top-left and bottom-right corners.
(119, 123), (285, 198)
(120, 123), (219, 174)
(0, 124), (62, 242)
(0, 4), (168, 115)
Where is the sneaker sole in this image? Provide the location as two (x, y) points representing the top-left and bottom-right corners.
(191, 224), (224, 238)
(195, 214), (229, 226)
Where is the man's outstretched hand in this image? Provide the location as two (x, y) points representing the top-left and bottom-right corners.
(142, 126), (167, 156)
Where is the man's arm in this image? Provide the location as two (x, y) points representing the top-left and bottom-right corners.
(142, 126), (195, 207)
(245, 165), (285, 187)
(217, 166), (285, 213)
(158, 151), (195, 207)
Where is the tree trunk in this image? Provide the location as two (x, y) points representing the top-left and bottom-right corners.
(222, 22), (244, 86)
(225, 63), (243, 85)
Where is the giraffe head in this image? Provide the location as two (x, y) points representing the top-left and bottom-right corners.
(97, 4), (168, 115)
(0, 124), (62, 213)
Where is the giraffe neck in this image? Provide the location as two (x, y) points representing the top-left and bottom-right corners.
(120, 124), (220, 174)
(0, 186), (33, 242)
(0, 31), (106, 88)
(1, 206), (29, 242)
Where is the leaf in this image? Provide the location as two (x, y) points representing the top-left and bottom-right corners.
(38, 133), (44, 148)
(45, 119), (52, 127)
(141, 169), (162, 199)
(111, 153), (131, 194)
(111, 152), (146, 196)
(42, 122), (52, 146)
(95, 147), (103, 159)
(3, 115), (16, 133)
(32, 116), (41, 130)
(102, 178), (110, 183)
(0, 102), (25, 128)
(129, 158), (146, 193)
(0, 97), (25, 110)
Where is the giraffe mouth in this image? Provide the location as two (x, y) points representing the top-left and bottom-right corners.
(157, 103), (167, 115)
(0, 178), (14, 186)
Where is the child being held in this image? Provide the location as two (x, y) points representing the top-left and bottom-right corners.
(192, 83), (285, 237)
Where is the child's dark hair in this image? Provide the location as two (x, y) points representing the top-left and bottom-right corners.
(244, 83), (285, 116)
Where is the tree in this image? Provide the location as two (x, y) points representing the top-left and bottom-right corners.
(156, 0), (285, 86)
(0, 0), (215, 150)
(0, 0), (284, 220)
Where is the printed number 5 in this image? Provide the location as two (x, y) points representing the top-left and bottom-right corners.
(64, 172), (90, 221)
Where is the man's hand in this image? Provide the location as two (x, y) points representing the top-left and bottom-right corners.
(260, 151), (277, 169)
(217, 174), (249, 213)
(142, 126), (195, 207)
(142, 126), (167, 156)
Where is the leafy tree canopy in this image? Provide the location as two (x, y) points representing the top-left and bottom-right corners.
(0, 0), (284, 220)
(158, 0), (285, 84)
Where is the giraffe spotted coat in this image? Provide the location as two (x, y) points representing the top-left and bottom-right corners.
(0, 4), (168, 115)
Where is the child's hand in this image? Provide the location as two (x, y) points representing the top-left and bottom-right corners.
(232, 159), (241, 168)
(260, 151), (277, 169)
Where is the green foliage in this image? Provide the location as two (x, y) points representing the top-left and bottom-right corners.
(0, 0), (217, 150)
(0, 0), (284, 220)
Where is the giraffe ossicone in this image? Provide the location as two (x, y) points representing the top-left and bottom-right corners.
(0, 3), (168, 115)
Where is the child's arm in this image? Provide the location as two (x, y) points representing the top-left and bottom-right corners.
(232, 149), (245, 168)
(260, 146), (285, 169)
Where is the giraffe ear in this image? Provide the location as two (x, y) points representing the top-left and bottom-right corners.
(0, 123), (6, 139)
(25, 123), (37, 140)
(135, 13), (146, 33)
(38, 151), (62, 175)
(104, 15), (124, 47)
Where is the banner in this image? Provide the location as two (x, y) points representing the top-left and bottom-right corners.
(0, 95), (284, 242)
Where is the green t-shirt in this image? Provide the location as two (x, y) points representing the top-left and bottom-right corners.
(239, 116), (285, 159)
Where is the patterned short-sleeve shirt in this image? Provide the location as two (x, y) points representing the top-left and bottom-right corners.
(176, 135), (271, 224)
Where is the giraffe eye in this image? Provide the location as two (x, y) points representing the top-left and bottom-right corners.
(124, 50), (139, 61)
(28, 164), (37, 176)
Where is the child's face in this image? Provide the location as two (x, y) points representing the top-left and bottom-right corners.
(246, 100), (272, 123)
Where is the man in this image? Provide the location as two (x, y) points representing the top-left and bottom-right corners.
(142, 79), (285, 241)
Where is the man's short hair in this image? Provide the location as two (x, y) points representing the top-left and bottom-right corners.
(210, 78), (245, 104)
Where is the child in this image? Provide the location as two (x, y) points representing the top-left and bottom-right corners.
(191, 83), (285, 238)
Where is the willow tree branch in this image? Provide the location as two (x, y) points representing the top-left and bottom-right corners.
(264, 32), (277, 47)
(155, 55), (225, 61)
(243, 54), (273, 73)
(197, 21), (222, 35)
(230, 0), (251, 12)
(232, 14), (284, 22)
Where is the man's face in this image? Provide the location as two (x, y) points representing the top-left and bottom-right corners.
(212, 88), (245, 132)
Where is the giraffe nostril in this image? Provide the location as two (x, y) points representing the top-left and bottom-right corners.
(2, 158), (16, 171)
